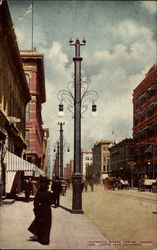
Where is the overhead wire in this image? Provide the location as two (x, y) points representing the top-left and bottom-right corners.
(82, 0), (94, 40)
(70, 0), (80, 40)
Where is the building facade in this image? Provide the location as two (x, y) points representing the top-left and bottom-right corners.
(42, 128), (49, 174)
(92, 140), (113, 181)
(81, 149), (93, 179)
(20, 50), (46, 170)
(0, 1), (30, 198)
(109, 138), (134, 183)
(64, 163), (72, 181)
(133, 64), (157, 185)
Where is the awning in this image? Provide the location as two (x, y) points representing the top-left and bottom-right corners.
(4, 151), (46, 176)
(4, 151), (46, 193)
(4, 151), (36, 172)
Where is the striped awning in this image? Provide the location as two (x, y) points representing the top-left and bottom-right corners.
(4, 151), (45, 176)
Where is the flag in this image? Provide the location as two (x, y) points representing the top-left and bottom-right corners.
(112, 128), (114, 135)
(18, 4), (32, 21)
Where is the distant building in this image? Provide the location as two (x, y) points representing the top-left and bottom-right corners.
(0, 1), (31, 197)
(108, 138), (134, 182)
(20, 50), (46, 172)
(92, 140), (113, 181)
(64, 163), (72, 181)
(81, 149), (93, 179)
(133, 64), (157, 184)
(42, 128), (49, 174)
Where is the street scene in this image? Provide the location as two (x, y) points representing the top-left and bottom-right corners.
(0, 0), (157, 250)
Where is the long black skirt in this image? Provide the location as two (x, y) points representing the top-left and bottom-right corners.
(28, 206), (52, 245)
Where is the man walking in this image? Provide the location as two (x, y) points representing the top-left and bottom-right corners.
(51, 176), (62, 207)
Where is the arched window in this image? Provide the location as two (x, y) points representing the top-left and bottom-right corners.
(26, 103), (30, 121)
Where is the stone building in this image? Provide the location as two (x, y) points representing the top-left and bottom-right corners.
(81, 149), (93, 179)
(0, 0), (30, 197)
(133, 64), (157, 184)
(92, 140), (113, 182)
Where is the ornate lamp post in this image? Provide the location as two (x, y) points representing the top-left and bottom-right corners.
(57, 39), (98, 214)
(58, 122), (65, 179)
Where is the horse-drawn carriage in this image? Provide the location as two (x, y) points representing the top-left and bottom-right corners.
(139, 179), (156, 192)
(103, 177), (130, 190)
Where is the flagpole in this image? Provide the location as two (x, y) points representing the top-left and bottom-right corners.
(32, 0), (34, 51)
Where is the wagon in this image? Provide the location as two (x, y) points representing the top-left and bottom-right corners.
(139, 179), (156, 192)
(103, 177), (116, 191)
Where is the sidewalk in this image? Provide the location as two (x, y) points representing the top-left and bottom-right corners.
(0, 193), (115, 250)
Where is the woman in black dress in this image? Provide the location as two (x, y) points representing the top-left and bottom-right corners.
(28, 176), (54, 245)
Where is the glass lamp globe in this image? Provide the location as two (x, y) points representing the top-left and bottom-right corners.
(91, 111), (97, 117)
(58, 111), (64, 117)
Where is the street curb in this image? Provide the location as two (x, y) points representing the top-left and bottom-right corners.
(2, 199), (15, 204)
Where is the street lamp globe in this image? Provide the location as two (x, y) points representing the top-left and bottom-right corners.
(91, 111), (97, 117)
(58, 111), (64, 117)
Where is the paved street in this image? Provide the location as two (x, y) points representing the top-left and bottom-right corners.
(0, 193), (115, 250)
(79, 186), (157, 250)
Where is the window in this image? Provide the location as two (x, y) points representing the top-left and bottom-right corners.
(134, 114), (139, 126)
(26, 103), (30, 121)
(147, 104), (154, 117)
(134, 99), (139, 110)
(148, 84), (156, 99)
(146, 124), (154, 138)
(85, 157), (89, 160)
(25, 73), (30, 87)
(139, 110), (146, 122)
(139, 93), (147, 106)
(25, 130), (29, 149)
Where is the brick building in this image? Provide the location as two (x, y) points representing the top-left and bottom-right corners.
(81, 149), (93, 179)
(133, 64), (157, 185)
(20, 50), (46, 170)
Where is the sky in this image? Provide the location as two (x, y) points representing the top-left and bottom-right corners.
(8, 0), (156, 167)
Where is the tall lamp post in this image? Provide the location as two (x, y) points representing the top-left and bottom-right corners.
(57, 39), (98, 213)
(69, 39), (85, 213)
(58, 122), (65, 179)
(53, 141), (60, 177)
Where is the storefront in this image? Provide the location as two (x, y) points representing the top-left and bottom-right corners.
(4, 151), (46, 198)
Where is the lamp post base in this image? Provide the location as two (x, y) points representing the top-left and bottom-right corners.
(72, 173), (84, 214)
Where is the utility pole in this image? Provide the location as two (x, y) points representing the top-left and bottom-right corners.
(70, 38), (86, 214)
(58, 122), (65, 178)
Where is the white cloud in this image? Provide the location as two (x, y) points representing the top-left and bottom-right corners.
(141, 1), (157, 14)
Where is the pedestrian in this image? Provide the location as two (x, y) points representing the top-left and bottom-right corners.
(24, 178), (32, 202)
(89, 179), (94, 192)
(81, 179), (85, 192)
(84, 180), (88, 192)
(28, 176), (54, 245)
(31, 179), (38, 196)
(51, 176), (62, 207)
